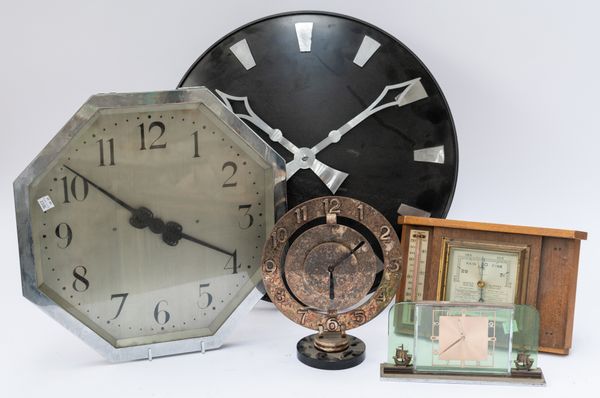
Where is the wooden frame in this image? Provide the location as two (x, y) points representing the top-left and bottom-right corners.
(396, 216), (587, 355)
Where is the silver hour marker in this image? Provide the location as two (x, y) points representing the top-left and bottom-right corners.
(414, 145), (446, 164)
(229, 39), (256, 70)
(353, 35), (381, 67)
(295, 22), (313, 52)
(397, 203), (431, 218)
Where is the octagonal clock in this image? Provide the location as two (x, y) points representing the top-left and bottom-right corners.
(14, 87), (286, 361)
(179, 11), (458, 226)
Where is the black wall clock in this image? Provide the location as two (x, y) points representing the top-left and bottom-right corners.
(179, 11), (458, 228)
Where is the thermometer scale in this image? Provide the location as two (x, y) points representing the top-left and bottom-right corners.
(403, 230), (429, 301)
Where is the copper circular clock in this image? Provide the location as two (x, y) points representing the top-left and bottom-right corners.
(179, 11), (458, 226)
(261, 196), (401, 369)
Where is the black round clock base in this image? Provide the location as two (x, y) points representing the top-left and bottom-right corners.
(296, 334), (366, 370)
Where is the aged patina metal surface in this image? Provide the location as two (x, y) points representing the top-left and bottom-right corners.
(285, 223), (377, 311)
(261, 196), (402, 332)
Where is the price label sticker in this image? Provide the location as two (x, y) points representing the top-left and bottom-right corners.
(37, 195), (55, 212)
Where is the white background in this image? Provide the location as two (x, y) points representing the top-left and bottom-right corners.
(1, 0), (598, 396)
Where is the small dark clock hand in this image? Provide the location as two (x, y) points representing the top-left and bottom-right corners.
(439, 334), (465, 355)
(329, 269), (335, 300)
(63, 165), (235, 258)
(328, 241), (365, 273)
(457, 317), (465, 335)
(215, 90), (349, 193)
(327, 241), (364, 301)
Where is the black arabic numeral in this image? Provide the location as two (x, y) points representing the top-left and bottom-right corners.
(61, 175), (89, 204)
(153, 300), (171, 325)
(110, 293), (128, 320)
(222, 161), (237, 187)
(139, 121), (167, 150)
(224, 251), (238, 274)
(197, 283), (213, 309)
(97, 138), (116, 166)
(72, 265), (89, 292)
(55, 222), (72, 248)
(238, 204), (254, 229)
(192, 130), (200, 158)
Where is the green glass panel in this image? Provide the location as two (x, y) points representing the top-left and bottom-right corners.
(511, 305), (539, 371)
(387, 302), (416, 364)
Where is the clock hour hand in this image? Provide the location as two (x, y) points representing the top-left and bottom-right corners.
(215, 90), (349, 193)
(215, 90), (300, 155)
(329, 269), (335, 300)
(309, 78), (428, 156)
(63, 165), (235, 259)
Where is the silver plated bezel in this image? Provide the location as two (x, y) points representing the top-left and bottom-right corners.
(14, 87), (287, 362)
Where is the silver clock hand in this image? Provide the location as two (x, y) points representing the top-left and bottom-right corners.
(310, 78), (428, 156)
(215, 89), (300, 155)
(216, 90), (348, 192)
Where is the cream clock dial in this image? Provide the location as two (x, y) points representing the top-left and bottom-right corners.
(445, 247), (520, 303)
(15, 88), (286, 361)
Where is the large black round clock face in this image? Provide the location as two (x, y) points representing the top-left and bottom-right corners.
(179, 11), (458, 226)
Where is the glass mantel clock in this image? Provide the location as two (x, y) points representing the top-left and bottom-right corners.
(381, 302), (545, 385)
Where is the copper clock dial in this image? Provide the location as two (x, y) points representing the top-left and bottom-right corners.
(261, 196), (401, 332)
(284, 223), (377, 311)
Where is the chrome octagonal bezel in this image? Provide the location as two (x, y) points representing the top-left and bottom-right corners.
(14, 87), (286, 362)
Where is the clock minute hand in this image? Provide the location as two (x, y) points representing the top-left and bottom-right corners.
(328, 241), (365, 273)
(439, 334), (465, 355)
(215, 90), (349, 193)
(310, 78), (428, 155)
(62, 165), (235, 259)
(63, 165), (134, 212)
(327, 241), (364, 301)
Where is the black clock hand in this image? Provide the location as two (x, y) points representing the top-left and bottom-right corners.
(329, 269), (335, 300)
(215, 90), (349, 193)
(63, 165), (134, 212)
(328, 241), (365, 273)
(63, 165), (235, 258)
(439, 334), (465, 355)
(327, 241), (364, 301)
